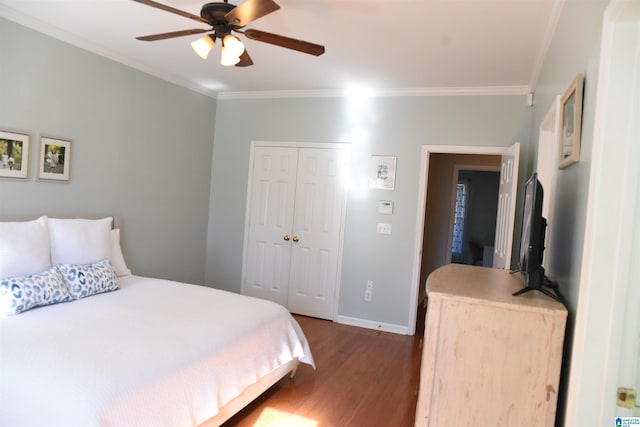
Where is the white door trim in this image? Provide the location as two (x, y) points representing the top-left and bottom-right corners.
(241, 140), (350, 321)
(536, 96), (561, 269)
(250, 140), (348, 150)
(409, 144), (519, 335)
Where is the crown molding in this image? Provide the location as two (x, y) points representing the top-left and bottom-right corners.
(216, 85), (532, 100)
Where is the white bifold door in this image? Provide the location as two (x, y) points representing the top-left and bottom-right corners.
(242, 144), (347, 320)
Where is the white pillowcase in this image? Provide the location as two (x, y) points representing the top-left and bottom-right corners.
(0, 216), (52, 279)
(48, 217), (113, 266)
(110, 229), (132, 277)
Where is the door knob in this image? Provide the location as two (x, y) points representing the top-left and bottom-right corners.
(283, 234), (290, 241)
(292, 236), (300, 242)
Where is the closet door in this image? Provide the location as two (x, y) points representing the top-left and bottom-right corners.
(288, 148), (346, 319)
(242, 144), (347, 320)
(242, 146), (298, 306)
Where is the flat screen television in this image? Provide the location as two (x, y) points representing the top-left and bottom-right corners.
(512, 173), (562, 302)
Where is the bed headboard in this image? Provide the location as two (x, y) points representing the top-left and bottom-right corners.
(0, 215), (122, 229)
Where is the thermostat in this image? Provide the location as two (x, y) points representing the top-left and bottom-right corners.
(378, 200), (394, 215)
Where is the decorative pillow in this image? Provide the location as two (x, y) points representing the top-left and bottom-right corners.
(0, 216), (52, 279)
(110, 229), (132, 277)
(48, 217), (113, 266)
(57, 259), (118, 299)
(0, 266), (72, 317)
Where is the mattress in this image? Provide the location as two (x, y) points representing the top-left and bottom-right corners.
(0, 275), (314, 427)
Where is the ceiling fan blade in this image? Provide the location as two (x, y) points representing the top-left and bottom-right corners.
(225, 0), (280, 27)
(243, 29), (325, 56)
(136, 28), (208, 42)
(235, 49), (254, 67)
(131, 0), (209, 24)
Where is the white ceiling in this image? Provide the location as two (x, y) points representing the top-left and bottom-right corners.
(0, 0), (563, 98)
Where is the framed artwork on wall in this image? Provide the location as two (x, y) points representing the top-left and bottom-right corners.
(0, 129), (30, 179)
(38, 136), (72, 182)
(558, 74), (585, 169)
(369, 155), (397, 190)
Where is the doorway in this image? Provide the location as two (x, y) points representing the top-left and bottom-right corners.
(448, 168), (501, 266)
(418, 154), (501, 306)
(409, 144), (520, 335)
(414, 160), (501, 335)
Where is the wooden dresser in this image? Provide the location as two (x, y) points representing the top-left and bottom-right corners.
(414, 264), (567, 427)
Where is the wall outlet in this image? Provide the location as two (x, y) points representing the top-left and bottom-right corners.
(365, 280), (373, 301)
(376, 223), (392, 234)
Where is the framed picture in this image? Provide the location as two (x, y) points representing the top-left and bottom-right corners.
(0, 129), (30, 179)
(558, 74), (584, 169)
(369, 155), (397, 190)
(38, 136), (72, 182)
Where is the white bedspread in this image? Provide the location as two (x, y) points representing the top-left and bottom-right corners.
(0, 275), (314, 427)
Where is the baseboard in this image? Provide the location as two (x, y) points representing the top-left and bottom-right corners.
(335, 315), (410, 335)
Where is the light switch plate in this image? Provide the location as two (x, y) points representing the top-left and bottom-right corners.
(376, 223), (392, 234)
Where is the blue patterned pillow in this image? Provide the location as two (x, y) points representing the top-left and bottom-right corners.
(57, 259), (118, 299)
(0, 266), (72, 317)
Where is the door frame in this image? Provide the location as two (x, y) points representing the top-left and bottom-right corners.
(241, 140), (351, 321)
(536, 96), (561, 269)
(409, 144), (519, 335)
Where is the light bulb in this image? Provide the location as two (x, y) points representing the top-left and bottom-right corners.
(191, 35), (215, 59)
(220, 45), (241, 66)
(222, 35), (245, 57)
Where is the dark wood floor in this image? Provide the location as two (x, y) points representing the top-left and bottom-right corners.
(222, 314), (424, 427)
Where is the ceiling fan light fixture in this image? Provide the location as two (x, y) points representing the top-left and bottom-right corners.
(191, 35), (215, 59)
(222, 35), (245, 57)
(134, 0), (326, 67)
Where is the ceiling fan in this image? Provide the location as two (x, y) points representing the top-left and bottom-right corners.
(132, 0), (325, 67)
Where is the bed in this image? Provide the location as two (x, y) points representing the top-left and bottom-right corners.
(0, 216), (314, 427)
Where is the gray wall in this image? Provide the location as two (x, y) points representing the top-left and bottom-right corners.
(532, 2), (607, 307)
(529, 0), (609, 423)
(206, 95), (532, 329)
(0, 18), (217, 285)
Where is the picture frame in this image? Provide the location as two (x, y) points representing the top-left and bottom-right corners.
(38, 136), (72, 182)
(0, 129), (30, 179)
(558, 74), (584, 169)
(369, 155), (397, 190)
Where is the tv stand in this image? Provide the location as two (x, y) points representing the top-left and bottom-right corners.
(512, 283), (563, 302)
(512, 267), (565, 304)
(415, 264), (567, 427)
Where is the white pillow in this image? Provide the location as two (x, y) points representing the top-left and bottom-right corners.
(48, 217), (113, 266)
(110, 229), (131, 277)
(0, 216), (52, 279)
